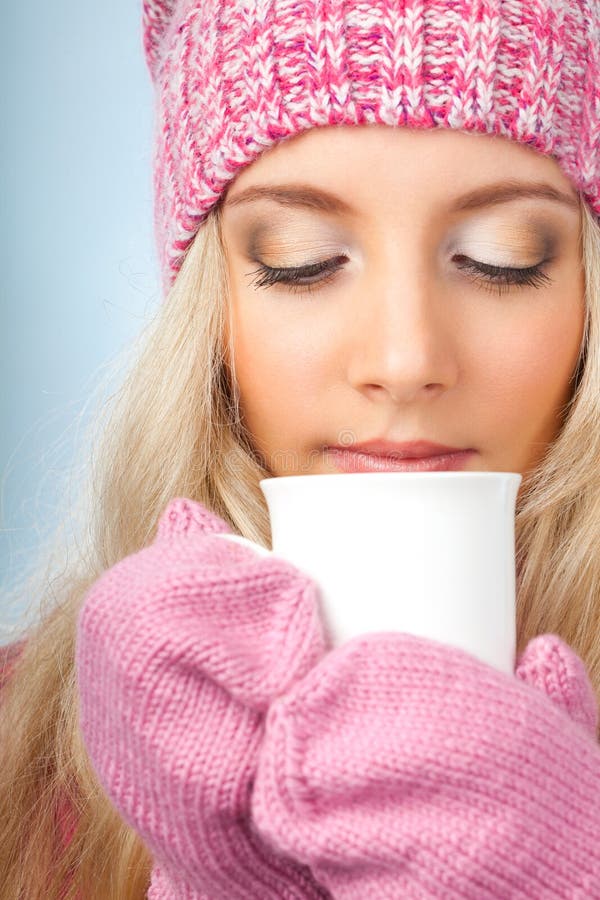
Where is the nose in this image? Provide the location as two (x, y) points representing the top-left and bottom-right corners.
(344, 264), (459, 405)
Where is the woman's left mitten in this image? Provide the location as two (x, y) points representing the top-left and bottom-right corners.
(251, 631), (600, 899)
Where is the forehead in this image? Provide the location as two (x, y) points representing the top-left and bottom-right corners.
(222, 125), (579, 221)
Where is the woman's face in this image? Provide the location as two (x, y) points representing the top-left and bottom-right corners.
(219, 125), (585, 482)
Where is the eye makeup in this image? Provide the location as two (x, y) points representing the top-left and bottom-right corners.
(245, 254), (553, 298)
(231, 209), (566, 299)
(243, 215), (352, 265)
(449, 215), (558, 268)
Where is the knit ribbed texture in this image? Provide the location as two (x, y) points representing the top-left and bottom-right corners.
(75, 497), (332, 899)
(251, 630), (600, 898)
(142, 0), (600, 298)
(75, 496), (600, 898)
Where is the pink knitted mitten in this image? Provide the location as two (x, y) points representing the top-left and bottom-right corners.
(75, 498), (332, 900)
(251, 631), (600, 899)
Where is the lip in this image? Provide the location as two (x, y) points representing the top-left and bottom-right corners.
(326, 447), (476, 472)
(328, 439), (470, 459)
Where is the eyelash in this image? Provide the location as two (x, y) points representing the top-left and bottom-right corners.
(247, 254), (553, 297)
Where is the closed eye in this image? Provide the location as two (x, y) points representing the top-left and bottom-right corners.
(246, 254), (553, 297)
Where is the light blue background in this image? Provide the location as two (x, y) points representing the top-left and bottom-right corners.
(1, 2), (158, 630)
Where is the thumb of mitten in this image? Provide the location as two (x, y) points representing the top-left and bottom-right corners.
(154, 495), (233, 540)
(515, 633), (599, 739)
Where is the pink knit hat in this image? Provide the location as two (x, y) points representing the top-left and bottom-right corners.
(142, 0), (600, 298)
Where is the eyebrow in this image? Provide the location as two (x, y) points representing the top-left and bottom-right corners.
(223, 179), (580, 215)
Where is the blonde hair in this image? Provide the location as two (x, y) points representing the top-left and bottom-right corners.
(0, 193), (599, 899)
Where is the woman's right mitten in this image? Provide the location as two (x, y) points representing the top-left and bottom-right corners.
(75, 497), (332, 900)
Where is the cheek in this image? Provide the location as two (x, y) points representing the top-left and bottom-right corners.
(228, 299), (331, 433)
(469, 291), (585, 437)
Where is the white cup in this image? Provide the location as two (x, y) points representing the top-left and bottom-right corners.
(216, 471), (522, 675)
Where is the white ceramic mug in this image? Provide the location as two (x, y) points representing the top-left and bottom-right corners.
(216, 471), (522, 675)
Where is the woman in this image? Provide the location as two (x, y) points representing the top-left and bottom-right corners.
(1, 0), (599, 897)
